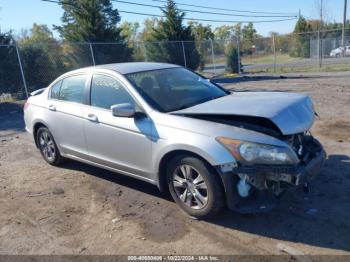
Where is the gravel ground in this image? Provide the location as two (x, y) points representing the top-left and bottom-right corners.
(0, 72), (349, 255)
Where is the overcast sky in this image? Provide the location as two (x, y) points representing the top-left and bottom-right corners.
(0, 0), (347, 37)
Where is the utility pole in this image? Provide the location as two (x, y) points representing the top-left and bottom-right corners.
(320, 0), (323, 29)
(319, 0), (323, 69)
(342, 0), (348, 49)
(272, 34), (276, 73)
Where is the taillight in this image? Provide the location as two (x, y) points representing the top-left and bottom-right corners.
(24, 101), (30, 111)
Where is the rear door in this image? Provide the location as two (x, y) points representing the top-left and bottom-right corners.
(83, 73), (153, 179)
(47, 74), (89, 158)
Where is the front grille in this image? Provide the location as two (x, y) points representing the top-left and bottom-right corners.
(283, 133), (305, 157)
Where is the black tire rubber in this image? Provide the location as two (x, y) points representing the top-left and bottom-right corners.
(167, 154), (225, 219)
(36, 127), (65, 166)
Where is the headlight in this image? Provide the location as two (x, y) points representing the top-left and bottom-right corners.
(216, 137), (298, 165)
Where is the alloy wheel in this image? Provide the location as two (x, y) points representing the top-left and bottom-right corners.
(172, 164), (208, 209)
(39, 131), (56, 162)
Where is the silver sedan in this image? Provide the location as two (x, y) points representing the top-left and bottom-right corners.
(24, 62), (326, 218)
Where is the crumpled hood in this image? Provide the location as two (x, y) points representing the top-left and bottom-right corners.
(173, 92), (315, 135)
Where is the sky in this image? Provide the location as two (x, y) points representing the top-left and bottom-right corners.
(0, 0), (347, 37)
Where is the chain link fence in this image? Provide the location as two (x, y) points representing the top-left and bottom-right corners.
(241, 29), (350, 74)
(1, 28), (350, 100)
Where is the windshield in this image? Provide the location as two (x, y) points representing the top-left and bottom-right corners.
(126, 67), (229, 112)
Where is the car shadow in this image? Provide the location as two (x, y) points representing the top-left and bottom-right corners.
(61, 160), (172, 201)
(60, 153), (350, 252)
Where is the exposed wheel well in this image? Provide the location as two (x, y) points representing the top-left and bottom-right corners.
(33, 122), (47, 148)
(158, 150), (222, 193)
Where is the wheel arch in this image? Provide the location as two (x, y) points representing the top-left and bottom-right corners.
(32, 122), (49, 148)
(157, 149), (222, 193)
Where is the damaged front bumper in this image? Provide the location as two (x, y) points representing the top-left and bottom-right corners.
(218, 137), (326, 213)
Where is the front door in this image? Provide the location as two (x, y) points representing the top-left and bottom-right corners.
(83, 74), (153, 179)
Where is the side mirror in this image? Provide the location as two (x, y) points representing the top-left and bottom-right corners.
(111, 103), (136, 117)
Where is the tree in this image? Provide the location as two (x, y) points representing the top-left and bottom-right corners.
(0, 29), (21, 96)
(290, 16), (312, 58)
(20, 24), (56, 44)
(272, 32), (292, 54)
(189, 22), (214, 42)
(233, 23), (242, 39)
(54, 0), (132, 65)
(19, 24), (66, 92)
(240, 22), (257, 55)
(188, 22), (214, 70)
(145, 0), (200, 69)
(242, 22), (256, 44)
(141, 18), (159, 41)
(120, 22), (145, 61)
(213, 25), (235, 40)
(120, 21), (140, 42)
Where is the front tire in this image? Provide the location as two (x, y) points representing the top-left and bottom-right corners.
(37, 127), (64, 166)
(167, 155), (225, 219)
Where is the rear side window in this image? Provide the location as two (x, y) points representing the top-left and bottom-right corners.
(59, 75), (87, 104)
(90, 75), (134, 110)
(50, 81), (62, 99)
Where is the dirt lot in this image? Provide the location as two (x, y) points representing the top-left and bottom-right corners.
(0, 72), (350, 256)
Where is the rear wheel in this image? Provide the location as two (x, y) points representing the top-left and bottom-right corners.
(37, 127), (64, 166)
(167, 155), (225, 219)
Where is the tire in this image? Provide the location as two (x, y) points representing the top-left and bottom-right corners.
(36, 127), (64, 166)
(167, 155), (225, 219)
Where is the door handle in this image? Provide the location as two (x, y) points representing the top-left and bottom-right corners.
(86, 113), (98, 122)
(48, 104), (56, 111)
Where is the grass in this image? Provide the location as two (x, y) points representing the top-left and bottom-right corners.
(243, 63), (350, 74)
(242, 53), (301, 65)
(0, 96), (15, 104)
(212, 53), (305, 66)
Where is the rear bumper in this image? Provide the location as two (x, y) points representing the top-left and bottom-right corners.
(25, 126), (32, 135)
(218, 139), (326, 212)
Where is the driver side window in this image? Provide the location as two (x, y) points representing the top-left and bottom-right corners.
(90, 75), (134, 110)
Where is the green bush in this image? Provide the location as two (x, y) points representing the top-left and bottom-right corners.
(226, 43), (239, 73)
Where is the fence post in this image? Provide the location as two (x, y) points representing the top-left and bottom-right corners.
(89, 43), (96, 66)
(209, 39), (216, 73)
(317, 30), (322, 70)
(15, 43), (29, 98)
(181, 41), (187, 68)
(236, 37), (241, 74)
(143, 42), (148, 62)
(272, 34), (277, 73)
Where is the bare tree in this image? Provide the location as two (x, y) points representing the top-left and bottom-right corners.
(314, 0), (332, 29)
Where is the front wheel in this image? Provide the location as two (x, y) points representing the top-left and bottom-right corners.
(37, 127), (64, 166)
(167, 155), (225, 219)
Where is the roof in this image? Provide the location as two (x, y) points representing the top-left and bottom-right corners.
(90, 62), (180, 74)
